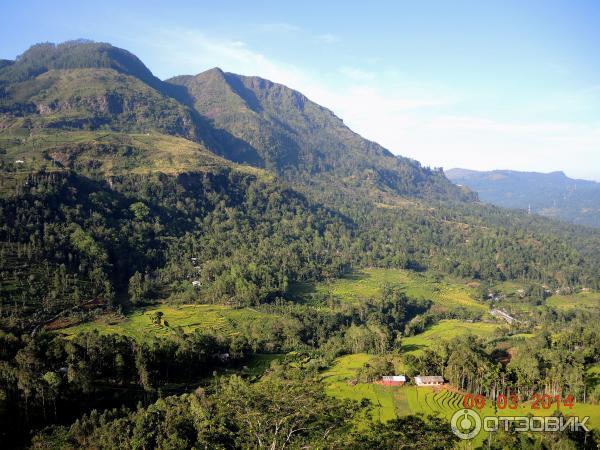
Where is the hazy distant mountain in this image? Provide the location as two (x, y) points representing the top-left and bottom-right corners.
(446, 168), (600, 227)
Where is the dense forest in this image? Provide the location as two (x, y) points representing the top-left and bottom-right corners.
(2, 165), (598, 330)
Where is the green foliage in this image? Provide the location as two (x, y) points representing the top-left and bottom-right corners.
(349, 415), (458, 449)
(129, 202), (150, 220)
(150, 310), (163, 326)
(127, 272), (146, 305)
(0, 41), (158, 87)
(1, 40), (600, 449)
(31, 373), (361, 449)
(356, 356), (395, 382)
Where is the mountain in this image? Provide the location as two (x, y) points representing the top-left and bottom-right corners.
(0, 41), (224, 149)
(0, 40), (161, 89)
(2, 40), (600, 450)
(1, 40), (600, 331)
(0, 41), (472, 203)
(446, 168), (600, 227)
(167, 68), (474, 201)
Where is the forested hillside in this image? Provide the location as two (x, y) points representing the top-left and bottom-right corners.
(1, 41), (599, 328)
(168, 68), (473, 201)
(1, 40), (600, 449)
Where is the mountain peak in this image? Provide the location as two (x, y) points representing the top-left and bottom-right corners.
(446, 168), (600, 226)
(204, 67), (225, 76)
(1, 40), (474, 203)
(167, 67), (473, 201)
(0, 40), (160, 89)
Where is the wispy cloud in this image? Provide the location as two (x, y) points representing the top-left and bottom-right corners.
(339, 66), (376, 81)
(256, 23), (300, 33)
(316, 33), (340, 44)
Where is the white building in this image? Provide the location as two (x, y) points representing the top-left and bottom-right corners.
(414, 375), (444, 386)
(381, 375), (406, 386)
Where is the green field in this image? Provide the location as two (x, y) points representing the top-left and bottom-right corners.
(546, 291), (600, 310)
(60, 304), (272, 341)
(321, 353), (408, 423)
(292, 268), (488, 313)
(323, 354), (600, 445)
(322, 354), (467, 425)
(401, 320), (499, 354)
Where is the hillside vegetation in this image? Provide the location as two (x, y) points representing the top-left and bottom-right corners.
(1, 40), (600, 449)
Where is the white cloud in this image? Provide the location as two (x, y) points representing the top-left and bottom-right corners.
(256, 23), (300, 33)
(316, 33), (340, 44)
(339, 66), (376, 81)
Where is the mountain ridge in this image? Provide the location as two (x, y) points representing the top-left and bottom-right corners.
(0, 40), (473, 203)
(2, 38), (600, 351)
(446, 167), (600, 227)
(168, 67), (473, 201)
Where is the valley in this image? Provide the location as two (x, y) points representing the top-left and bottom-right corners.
(0, 39), (598, 449)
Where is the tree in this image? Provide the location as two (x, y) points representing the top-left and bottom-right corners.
(151, 311), (164, 326)
(129, 202), (150, 220)
(128, 271), (145, 305)
(350, 415), (458, 449)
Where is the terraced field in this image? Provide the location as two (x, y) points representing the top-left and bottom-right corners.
(60, 304), (273, 341)
(322, 354), (463, 421)
(324, 354), (600, 445)
(546, 292), (600, 311)
(401, 320), (499, 354)
(292, 268), (488, 314)
(321, 353), (408, 423)
(407, 387), (462, 417)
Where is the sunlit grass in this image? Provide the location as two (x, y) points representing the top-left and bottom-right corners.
(401, 320), (498, 355)
(546, 292), (600, 310)
(60, 303), (271, 341)
(293, 268), (488, 313)
(323, 353), (600, 445)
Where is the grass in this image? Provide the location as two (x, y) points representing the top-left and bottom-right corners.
(291, 268), (488, 314)
(546, 292), (600, 310)
(401, 320), (499, 355)
(0, 129), (269, 180)
(321, 354), (408, 423)
(241, 354), (283, 376)
(60, 303), (272, 341)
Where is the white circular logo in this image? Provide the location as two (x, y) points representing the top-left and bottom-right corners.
(451, 409), (482, 440)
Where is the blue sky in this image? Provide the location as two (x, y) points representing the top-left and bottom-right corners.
(2, 0), (600, 180)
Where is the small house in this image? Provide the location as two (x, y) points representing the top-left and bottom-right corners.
(192, 280), (201, 287)
(414, 375), (444, 386)
(381, 375), (406, 386)
(15, 160), (24, 164)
